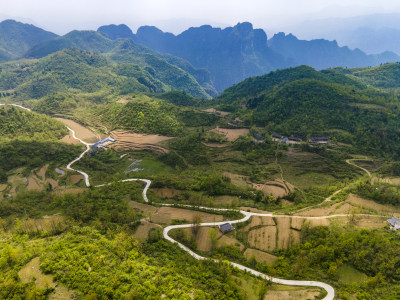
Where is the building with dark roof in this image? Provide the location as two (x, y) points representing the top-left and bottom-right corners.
(219, 223), (234, 234)
(272, 133), (284, 139)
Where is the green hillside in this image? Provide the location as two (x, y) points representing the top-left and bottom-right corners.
(0, 48), (209, 99)
(216, 66), (400, 158)
(332, 63), (400, 89)
(0, 19), (57, 62)
(25, 31), (213, 98)
(0, 105), (67, 141)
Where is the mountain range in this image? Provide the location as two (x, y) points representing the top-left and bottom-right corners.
(98, 22), (399, 92)
(0, 19), (399, 96)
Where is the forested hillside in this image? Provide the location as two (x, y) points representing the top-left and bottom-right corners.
(0, 48), (210, 99)
(332, 63), (400, 89)
(216, 65), (400, 158)
(0, 19), (57, 62)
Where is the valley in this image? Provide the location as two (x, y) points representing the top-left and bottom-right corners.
(1, 17), (400, 300)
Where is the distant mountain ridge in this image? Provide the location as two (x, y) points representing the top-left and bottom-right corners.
(268, 32), (398, 70)
(100, 22), (290, 92)
(0, 19), (57, 62)
(98, 22), (400, 92)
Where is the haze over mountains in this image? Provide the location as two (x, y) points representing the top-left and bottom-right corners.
(1, 19), (399, 95)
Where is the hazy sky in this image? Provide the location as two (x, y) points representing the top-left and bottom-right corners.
(1, 0), (400, 35)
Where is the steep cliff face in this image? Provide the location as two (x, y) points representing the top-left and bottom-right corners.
(134, 22), (288, 92)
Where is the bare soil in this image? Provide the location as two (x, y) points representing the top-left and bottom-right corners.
(134, 220), (160, 239)
(264, 286), (322, 300)
(55, 118), (99, 143)
(276, 217), (291, 249)
(128, 201), (158, 214)
(151, 207), (223, 224)
(244, 248), (278, 265)
(218, 234), (245, 251)
(248, 226), (276, 252)
(68, 174), (83, 184)
(347, 193), (400, 216)
(202, 108), (230, 116)
(211, 127), (250, 142)
(152, 188), (181, 198)
(111, 130), (173, 144)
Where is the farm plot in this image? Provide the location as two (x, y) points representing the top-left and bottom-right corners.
(56, 118), (99, 143)
(110, 130), (172, 153)
(244, 248), (278, 265)
(151, 207), (224, 224)
(210, 127), (250, 142)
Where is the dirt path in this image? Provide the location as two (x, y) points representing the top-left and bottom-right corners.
(346, 159), (372, 177)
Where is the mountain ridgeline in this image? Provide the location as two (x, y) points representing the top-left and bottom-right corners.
(99, 22), (399, 92)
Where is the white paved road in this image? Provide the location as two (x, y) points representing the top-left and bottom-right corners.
(5, 103), (335, 299)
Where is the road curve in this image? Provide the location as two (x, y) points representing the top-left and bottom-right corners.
(3, 104), (335, 299)
(346, 159), (371, 177)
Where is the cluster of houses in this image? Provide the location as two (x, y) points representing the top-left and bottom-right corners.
(272, 133), (329, 145)
(89, 137), (116, 154)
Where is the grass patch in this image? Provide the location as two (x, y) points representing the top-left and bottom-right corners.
(337, 264), (368, 284)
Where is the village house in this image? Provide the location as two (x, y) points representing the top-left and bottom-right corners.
(219, 223), (234, 234)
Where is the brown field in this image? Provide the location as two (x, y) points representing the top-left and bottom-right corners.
(306, 218), (331, 227)
(381, 177), (400, 185)
(347, 193), (400, 216)
(253, 179), (295, 198)
(60, 131), (81, 145)
(152, 188), (181, 198)
(214, 195), (235, 206)
(244, 216), (263, 231)
(264, 285), (322, 300)
(0, 184), (7, 192)
(111, 130), (173, 144)
(291, 218), (304, 230)
(260, 216), (276, 226)
(223, 172), (250, 189)
(295, 201), (356, 217)
(218, 234), (245, 251)
(188, 226), (216, 252)
(211, 127), (250, 142)
(202, 108), (230, 116)
(68, 174), (83, 184)
(248, 226), (276, 251)
(55, 118), (99, 143)
(19, 257), (56, 289)
(128, 201), (158, 214)
(151, 207), (223, 224)
(27, 165), (59, 191)
(244, 248), (278, 265)
(134, 220), (160, 239)
(201, 142), (230, 148)
(276, 217), (291, 249)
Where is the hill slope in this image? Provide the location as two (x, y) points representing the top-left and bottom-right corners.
(217, 66), (400, 157)
(0, 47), (210, 99)
(331, 63), (400, 89)
(0, 105), (67, 141)
(26, 30), (215, 98)
(0, 19), (57, 62)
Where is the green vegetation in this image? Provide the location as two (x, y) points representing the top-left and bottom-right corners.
(216, 66), (400, 159)
(0, 106), (67, 141)
(332, 63), (400, 89)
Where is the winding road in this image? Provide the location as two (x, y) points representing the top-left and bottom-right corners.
(2, 103), (336, 299)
